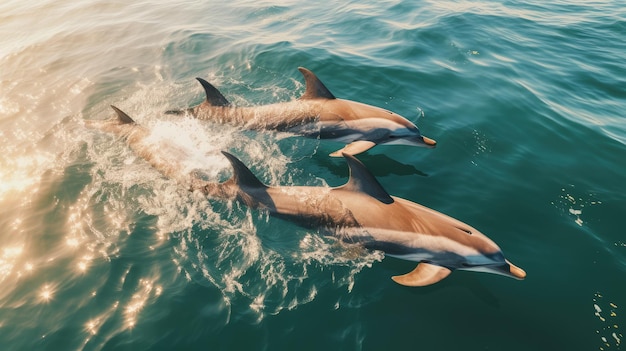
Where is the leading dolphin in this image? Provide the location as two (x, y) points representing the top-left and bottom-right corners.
(94, 106), (525, 286)
(172, 67), (436, 157)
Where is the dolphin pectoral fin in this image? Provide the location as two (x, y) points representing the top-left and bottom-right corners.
(391, 263), (452, 287)
(329, 140), (377, 157)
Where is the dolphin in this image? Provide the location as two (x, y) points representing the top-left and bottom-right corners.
(172, 67), (436, 157)
(96, 105), (525, 286)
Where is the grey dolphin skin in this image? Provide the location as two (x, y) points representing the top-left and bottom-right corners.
(95, 106), (525, 286)
(173, 67), (436, 157)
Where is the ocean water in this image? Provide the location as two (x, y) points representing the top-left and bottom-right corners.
(1, 0), (625, 350)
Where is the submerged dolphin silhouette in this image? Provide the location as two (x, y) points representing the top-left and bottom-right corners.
(95, 105), (525, 286)
(172, 67), (436, 157)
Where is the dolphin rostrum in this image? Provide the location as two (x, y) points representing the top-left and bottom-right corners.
(172, 67), (436, 157)
(96, 106), (525, 286)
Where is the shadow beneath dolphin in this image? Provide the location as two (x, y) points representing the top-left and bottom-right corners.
(314, 152), (429, 179)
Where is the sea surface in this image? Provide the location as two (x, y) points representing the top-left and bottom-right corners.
(1, 0), (625, 350)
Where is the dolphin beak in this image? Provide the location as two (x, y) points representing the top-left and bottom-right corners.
(505, 259), (527, 280)
(421, 136), (437, 147)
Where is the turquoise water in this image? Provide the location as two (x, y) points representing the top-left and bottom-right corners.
(1, 0), (625, 350)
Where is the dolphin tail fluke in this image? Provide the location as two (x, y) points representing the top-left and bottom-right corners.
(196, 78), (231, 107)
(391, 263), (452, 287)
(220, 151), (267, 190)
(330, 140), (376, 157)
(110, 105), (135, 124)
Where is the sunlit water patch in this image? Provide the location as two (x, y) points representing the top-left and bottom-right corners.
(0, 72), (383, 348)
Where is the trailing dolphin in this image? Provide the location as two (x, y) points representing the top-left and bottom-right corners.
(171, 67), (436, 157)
(94, 106), (525, 286)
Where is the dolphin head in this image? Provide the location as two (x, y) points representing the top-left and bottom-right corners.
(325, 99), (437, 149)
(460, 253), (527, 280)
(343, 100), (437, 148)
(373, 196), (526, 286)
(385, 125), (437, 149)
(452, 226), (527, 280)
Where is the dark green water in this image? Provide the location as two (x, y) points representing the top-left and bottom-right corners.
(1, 1), (625, 350)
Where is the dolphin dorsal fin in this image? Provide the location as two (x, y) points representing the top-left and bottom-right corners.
(110, 105), (135, 124)
(196, 78), (231, 107)
(298, 67), (336, 100)
(221, 151), (267, 189)
(339, 153), (393, 204)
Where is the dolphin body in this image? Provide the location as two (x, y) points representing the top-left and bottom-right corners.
(95, 106), (526, 286)
(174, 67), (436, 157)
